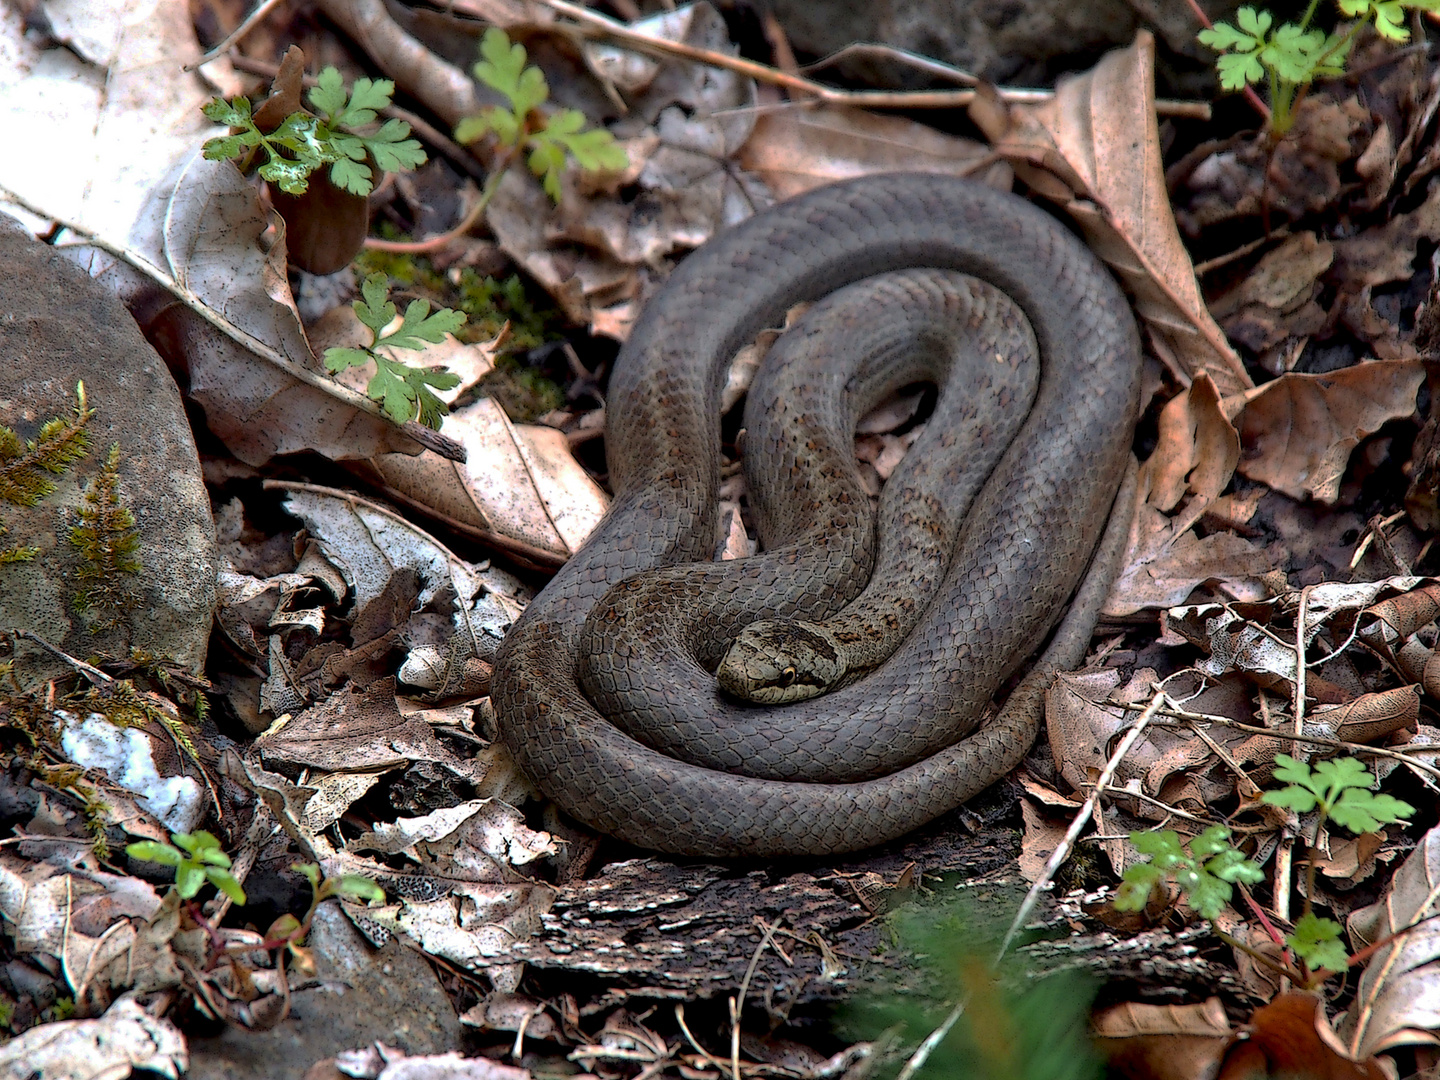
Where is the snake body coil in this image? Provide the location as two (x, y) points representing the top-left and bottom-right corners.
(491, 173), (1143, 857)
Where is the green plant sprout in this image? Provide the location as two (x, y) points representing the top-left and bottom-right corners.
(839, 897), (1102, 1080)
(1117, 755), (1414, 982)
(1261, 753), (1415, 832)
(1199, 0), (1440, 136)
(455, 27), (629, 212)
(126, 830), (246, 905)
(258, 863), (384, 977)
(324, 273), (465, 428)
(1116, 825), (1264, 920)
(202, 67), (426, 196)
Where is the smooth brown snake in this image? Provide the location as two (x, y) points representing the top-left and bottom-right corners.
(490, 173), (1142, 857)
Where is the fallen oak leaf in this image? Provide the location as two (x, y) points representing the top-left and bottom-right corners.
(1226, 360), (1425, 503)
(1340, 821), (1440, 1059)
(1222, 992), (1389, 1080)
(1104, 466), (1274, 617)
(971, 30), (1250, 397)
(1143, 373), (1240, 512)
(735, 102), (1009, 199)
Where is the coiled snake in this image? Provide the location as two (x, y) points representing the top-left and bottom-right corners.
(491, 173), (1142, 857)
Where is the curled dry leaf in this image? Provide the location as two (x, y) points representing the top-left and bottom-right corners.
(0, 997), (188, 1080)
(1143, 374), (1240, 512)
(1093, 997), (1231, 1080)
(1104, 494), (1274, 617)
(484, 2), (759, 339)
(1209, 232), (1332, 361)
(1340, 822), (1440, 1059)
(1229, 360), (1425, 504)
(735, 102), (1009, 199)
(1046, 669), (1267, 819)
(368, 396), (609, 567)
(256, 677), (455, 773)
(124, 155), (427, 466)
(972, 30), (1249, 396)
(1175, 96), (1368, 237)
(1107, 374), (1262, 617)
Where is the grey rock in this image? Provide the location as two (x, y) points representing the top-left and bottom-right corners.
(0, 217), (216, 683)
(186, 903), (462, 1079)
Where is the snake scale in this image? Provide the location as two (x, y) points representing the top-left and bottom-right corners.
(491, 173), (1143, 857)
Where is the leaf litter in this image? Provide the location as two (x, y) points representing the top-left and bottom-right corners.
(9, 0), (1440, 1077)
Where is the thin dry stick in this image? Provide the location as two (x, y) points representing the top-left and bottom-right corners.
(895, 1000), (966, 1080)
(0, 186), (464, 462)
(1294, 585), (1313, 736)
(515, 0), (1211, 118)
(997, 685), (1168, 960)
(675, 1004), (730, 1073)
(730, 918), (782, 1080)
(187, 0), (290, 70)
(1149, 707), (1440, 784)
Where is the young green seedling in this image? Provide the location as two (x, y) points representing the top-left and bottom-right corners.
(203, 67), (425, 196)
(323, 273), (465, 428)
(127, 830), (246, 905)
(455, 28), (629, 205)
(1199, 0), (1440, 136)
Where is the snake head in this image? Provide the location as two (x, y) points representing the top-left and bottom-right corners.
(715, 619), (846, 704)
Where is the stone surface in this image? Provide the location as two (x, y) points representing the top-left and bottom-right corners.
(767, 0), (1243, 93)
(0, 216), (216, 683)
(186, 903), (462, 1079)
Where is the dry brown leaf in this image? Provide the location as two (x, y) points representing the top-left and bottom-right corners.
(369, 396), (609, 565)
(1144, 374), (1240, 512)
(1309, 687), (1420, 745)
(1227, 992), (1390, 1080)
(1095, 997), (1231, 1080)
(1047, 669), (1264, 816)
(1332, 179), (1440, 290)
(1229, 360), (1425, 503)
(974, 30), (1249, 396)
(483, 2), (759, 339)
(1210, 232), (1332, 357)
(1018, 799), (1066, 884)
(1105, 497), (1274, 617)
(1340, 823), (1440, 1058)
(735, 103), (1009, 199)
(1175, 96), (1368, 237)
(132, 156), (426, 466)
(1315, 830), (1387, 885)
(256, 678), (454, 772)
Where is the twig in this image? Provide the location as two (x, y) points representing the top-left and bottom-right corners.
(730, 918), (782, 1080)
(0, 185), (465, 464)
(505, 0), (1210, 118)
(997, 686), (1167, 960)
(364, 145), (518, 254)
(675, 1004), (729, 1073)
(1191, 228), (1291, 275)
(895, 1000), (966, 1080)
(187, 0), (290, 70)
(8, 630), (114, 686)
(1148, 706), (1440, 784)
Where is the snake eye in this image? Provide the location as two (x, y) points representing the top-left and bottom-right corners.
(778, 667), (796, 688)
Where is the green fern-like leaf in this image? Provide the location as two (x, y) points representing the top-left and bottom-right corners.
(0, 383), (94, 507)
(70, 443), (142, 630)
